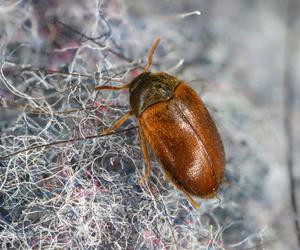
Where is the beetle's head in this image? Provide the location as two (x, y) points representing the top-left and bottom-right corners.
(129, 72), (180, 116)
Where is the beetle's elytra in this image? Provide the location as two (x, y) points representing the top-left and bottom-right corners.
(96, 38), (225, 208)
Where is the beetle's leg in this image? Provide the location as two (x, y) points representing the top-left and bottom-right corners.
(181, 190), (201, 209)
(100, 111), (132, 135)
(162, 169), (201, 209)
(138, 128), (152, 185)
(216, 194), (222, 205)
(95, 84), (130, 91)
(144, 37), (161, 72)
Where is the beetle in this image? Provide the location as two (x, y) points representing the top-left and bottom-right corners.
(95, 38), (225, 208)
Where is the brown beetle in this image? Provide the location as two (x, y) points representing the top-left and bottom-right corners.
(95, 38), (225, 208)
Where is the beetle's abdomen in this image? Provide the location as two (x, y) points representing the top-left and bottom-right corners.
(139, 83), (225, 198)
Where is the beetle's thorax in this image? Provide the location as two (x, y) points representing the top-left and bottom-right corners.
(129, 72), (180, 117)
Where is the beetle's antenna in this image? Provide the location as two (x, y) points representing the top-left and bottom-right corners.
(94, 84), (130, 91)
(144, 37), (161, 72)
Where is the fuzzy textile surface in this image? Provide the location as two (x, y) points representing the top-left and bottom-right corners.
(0, 0), (299, 249)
